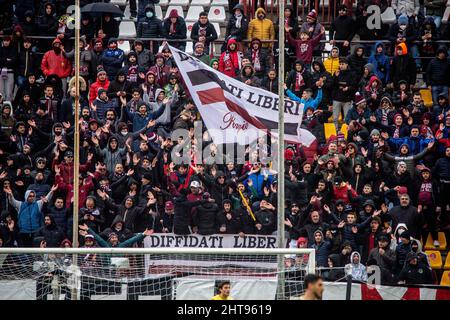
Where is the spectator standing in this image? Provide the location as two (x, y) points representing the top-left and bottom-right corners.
(191, 12), (218, 54)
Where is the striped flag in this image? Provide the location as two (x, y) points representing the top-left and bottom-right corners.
(169, 45), (316, 146)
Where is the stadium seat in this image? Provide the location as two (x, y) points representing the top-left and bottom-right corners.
(159, 0), (169, 6)
(186, 21), (195, 39)
(186, 41), (194, 54)
(186, 6), (204, 22)
(443, 7), (450, 24)
(440, 271), (450, 286)
(212, 22), (221, 39)
(426, 250), (443, 269)
(424, 232), (447, 250)
(110, 0), (127, 7)
(155, 5), (163, 20)
(119, 20), (137, 38)
(169, 0), (190, 6)
(340, 123), (349, 140)
(118, 40), (131, 55)
(165, 6), (184, 19)
(324, 123), (337, 140)
(191, 0), (211, 5)
(381, 7), (396, 25)
(420, 89), (433, 108)
(208, 6), (226, 23)
(444, 254), (450, 269)
(211, 0), (228, 6)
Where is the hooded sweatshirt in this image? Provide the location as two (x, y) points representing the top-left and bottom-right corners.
(347, 251), (368, 281)
(247, 8), (275, 48)
(219, 38), (242, 78)
(8, 189), (54, 234)
(41, 38), (72, 78)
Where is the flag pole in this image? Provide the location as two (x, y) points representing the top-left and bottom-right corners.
(72, 0), (81, 300)
(277, 0), (286, 300)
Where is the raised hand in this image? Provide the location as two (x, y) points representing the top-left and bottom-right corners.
(27, 119), (36, 128)
(91, 135), (99, 145)
(143, 229), (154, 236)
(51, 184), (58, 192)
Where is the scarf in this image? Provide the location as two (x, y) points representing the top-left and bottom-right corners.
(252, 49), (261, 72)
(235, 13), (242, 29)
(223, 52), (233, 71)
(199, 26), (207, 37)
(295, 72), (305, 91)
(170, 22), (176, 34)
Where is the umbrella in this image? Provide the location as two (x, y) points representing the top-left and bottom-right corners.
(81, 3), (124, 17)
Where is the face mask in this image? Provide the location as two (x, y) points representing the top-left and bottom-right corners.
(121, 130), (128, 136)
(53, 46), (61, 54)
(399, 25), (406, 30)
(146, 11), (153, 18)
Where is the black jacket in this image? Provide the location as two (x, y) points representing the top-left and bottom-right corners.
(137, 4), (163, 39)
(191, 21), (218, 47)
(17, 48), (38, 77)
(346, 45), (367, 78)
(173, 195), (207, 235)
(255, 209), (275, 235)
(390, 54), (417, 87)
(0, 44), (17, 70)
(330, 15), (355, 41)
(225, 4), (249, 42)
(332, 68), (356, 102)
(162, 16), (187, 49)
(217, 209), (242, 234)
(34, 216), (65, 247)
(193, 202), (219, 235)
(426, 50), (450, 86)
(37, 3), (58, 36)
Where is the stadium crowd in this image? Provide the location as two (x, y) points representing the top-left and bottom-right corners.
(0, 0), (449, 286)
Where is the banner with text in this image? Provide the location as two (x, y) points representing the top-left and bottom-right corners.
(144, 233), (285, 277)
(169, 45), (316, 146)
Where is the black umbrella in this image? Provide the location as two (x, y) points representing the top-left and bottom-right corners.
(81, 3), (124, 17)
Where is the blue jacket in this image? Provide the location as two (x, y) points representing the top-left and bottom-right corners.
(126, 104), (166, 132)
(16, 190), (44, 234)
(311, 238), (332, 267)
(245, 172), (274, 199)
(388, 136), (434, 155)
(345, 105), (372, 125)
(101, 48), (125, 79)
(286, 88), (322, 112)
(368, 42), (390, 84)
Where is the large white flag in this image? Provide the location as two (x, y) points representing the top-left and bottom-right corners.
(169, 45), (316, 147)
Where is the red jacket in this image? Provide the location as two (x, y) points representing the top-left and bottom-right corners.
(89, 77), (110, 104)
(55, 174), (93, 209)
(333, 185), (357, 204)
(41, 38), (72, 78)
(219, 39), (241, 78)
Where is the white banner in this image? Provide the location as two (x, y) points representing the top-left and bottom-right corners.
(169, 45), (316, 146)
(144, 233), (278, 249)
(144, 233), (282, 277)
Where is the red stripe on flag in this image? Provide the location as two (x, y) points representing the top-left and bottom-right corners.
(435, 288), (450, 300)
(402, 287), (420, 300)
(360, 283), (383, 300)
(197, 87), (225, 105)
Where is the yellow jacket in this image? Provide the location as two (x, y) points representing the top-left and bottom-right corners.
(247, 8), (275, 48)
(323, 56), (340, 75)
